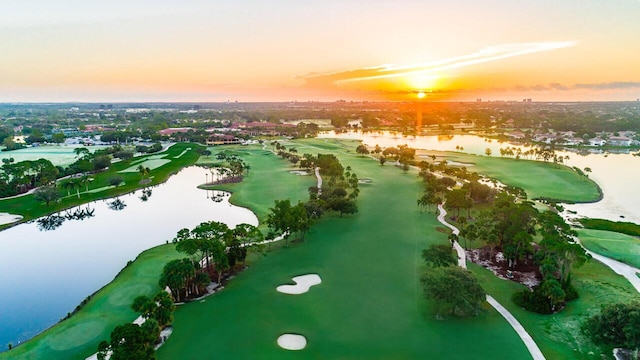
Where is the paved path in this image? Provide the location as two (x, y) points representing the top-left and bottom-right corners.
(576, 238), (640, 292)
(437, 203), (546, 360)
(314, 167), (322, 195)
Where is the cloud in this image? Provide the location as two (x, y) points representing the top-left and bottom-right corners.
(573, 81), (640, 90)
(530, 85), (549, 91)
(549, 83), (569, 91)
(302, 41), (575, 87)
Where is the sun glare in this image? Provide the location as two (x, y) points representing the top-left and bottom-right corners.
(416, 91), (426, 99)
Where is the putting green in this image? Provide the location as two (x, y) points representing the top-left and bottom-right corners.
(45, 321), (104, 351)
(578, 229), (640, 268)
(440, 152), (601, 203)
(108, 284), (153, 306)
(119, 159), (171, 172)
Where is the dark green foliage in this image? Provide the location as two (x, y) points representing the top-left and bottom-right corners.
(355, 144), (370, 155)
(109, 176), (124, 187)
(421, 266), (485, 317)
(92, 155), (111, 171)
(33, 186), (60, 206)
(512, 278), (577, 314)
(582, 302), (640, 354)
(97, 321), (157, 360)
(422, 244), (457, 268)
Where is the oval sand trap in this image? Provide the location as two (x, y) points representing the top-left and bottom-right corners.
(276, 274), (321, 295)
(277, 334), (307, 350)
(0, 212), (22, 225)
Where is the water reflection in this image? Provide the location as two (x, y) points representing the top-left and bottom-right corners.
(107, 198), (127, 211)
(36, 214), (66, 231)
(139, 187), (153, 202)
(34, 205), (96, 231)
(0, 166), (258, 349)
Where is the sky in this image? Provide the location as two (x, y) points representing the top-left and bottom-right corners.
(1, 0), (639, 102)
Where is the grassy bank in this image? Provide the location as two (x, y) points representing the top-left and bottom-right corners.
(578, 229), (640, 268)
(0, 245), (184, 360)
(158, 139), (530, 359)
(437, 151), (601, 203)
(578, 218), (640, 236)
(0, 143), (202, 230)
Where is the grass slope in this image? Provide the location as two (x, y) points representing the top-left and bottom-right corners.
(578, 229), (640, 268)
(441, 152), (601, 203)
(158, 139), (529, 360)
(0, 245), (184, 360)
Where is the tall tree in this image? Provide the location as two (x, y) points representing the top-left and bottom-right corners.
(421, 267), (485, 317)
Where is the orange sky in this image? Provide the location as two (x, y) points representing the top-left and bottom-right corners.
(1, 0), (639, 102)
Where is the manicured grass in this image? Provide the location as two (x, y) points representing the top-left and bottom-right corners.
(158, 139), (530, 360)
(578, 218), (640, 237)
(199, 146), (315, 224)
(470, 256), (639, 359)
(7, 139), (627, 359)
(0, 143), (202, 230)
(0, 245), (184, 360)
(438, 152), (601, 203)
(578, 229), (640, 268)
(0, 145), (109, 167)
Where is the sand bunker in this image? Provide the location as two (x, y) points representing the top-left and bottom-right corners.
(289, 170), (309, 176)
(0, 212), (23, 225)
(276, 274), (321, 295)
(277, 334), (307, 350)
(358, 178), (372, 184)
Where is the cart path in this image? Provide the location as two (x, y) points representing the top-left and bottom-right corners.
(437, 203), (545, 360)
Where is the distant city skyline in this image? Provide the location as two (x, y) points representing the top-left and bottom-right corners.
(1, 0), (639, 102)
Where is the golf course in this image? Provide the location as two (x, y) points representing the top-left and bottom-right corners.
(2, 138), (635, 359)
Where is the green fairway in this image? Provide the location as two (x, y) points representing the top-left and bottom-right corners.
(199, 146), (315, 223)
(158, 139), (530, 360)
(0, 143), (202, 230)
(439, 152), (601, 203)
(0, 245), (184, 360)
(6, 139), (627, 359)
(578, 229), (640, 268)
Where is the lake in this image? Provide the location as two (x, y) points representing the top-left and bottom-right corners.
(0, 166), (258, 349)
(319, 131), (640, 223)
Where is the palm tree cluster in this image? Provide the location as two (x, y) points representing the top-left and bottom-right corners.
(165, 221), (262, 302)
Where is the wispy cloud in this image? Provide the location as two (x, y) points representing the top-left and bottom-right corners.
(302, 41), (576, 86)
(514, 81), (640, 92)
(574, 81), (640, 90)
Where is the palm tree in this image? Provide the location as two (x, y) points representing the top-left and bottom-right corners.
(80, 175), (92, 192)
(62, 181), (75, 197)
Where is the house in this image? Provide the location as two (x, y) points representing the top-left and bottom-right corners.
(588, 138), (606, 147)
(607, 136), (632, 147)
(561, 137), (583, 146)
(507, 131), (526, 139)
(158, 128), (193, 136)
(206, 134), (241, 146)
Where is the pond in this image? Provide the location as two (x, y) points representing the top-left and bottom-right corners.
(0, 166), (258, 349)
(319, 130), (640, 223)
